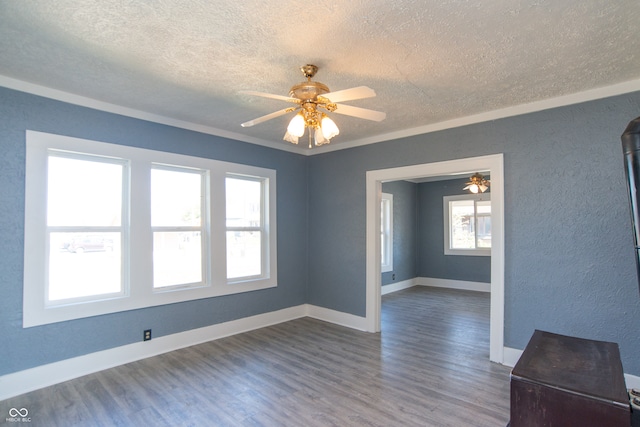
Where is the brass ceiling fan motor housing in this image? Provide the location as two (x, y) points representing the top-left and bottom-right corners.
(288, 81), (330, 102)
(288, 64), (331, 102)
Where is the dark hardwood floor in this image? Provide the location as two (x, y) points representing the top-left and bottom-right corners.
(1, 287), (511, 426)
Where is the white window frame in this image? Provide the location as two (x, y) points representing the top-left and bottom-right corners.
(23, 131), (277, 327)
(225, 174), (271, 284)
(150, 164), (209, 290)
(44, 150), (129, 306)
(443, 193), (491, 256)
(381, 192), (393, 273)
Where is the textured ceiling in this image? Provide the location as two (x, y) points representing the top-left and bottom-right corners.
(1, 0), (639, 153)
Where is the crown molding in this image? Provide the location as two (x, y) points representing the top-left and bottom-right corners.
(2, 74), (639, 157)
(0, 75), (304, 155)
(316, 79), (640, 154)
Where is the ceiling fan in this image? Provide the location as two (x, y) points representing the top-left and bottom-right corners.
(464, 172), (490, 193)
(240, 64), (386, 148)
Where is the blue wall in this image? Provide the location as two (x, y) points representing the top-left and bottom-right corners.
(2, 85), (640, 377)
(0, 87), (309, 376)
(380, 178), (490, 286)
(381, 180), (417, 286)
(417, 177), (491, 282)
(308, 93), (640, 374)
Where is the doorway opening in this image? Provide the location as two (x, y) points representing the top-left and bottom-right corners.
(365, 154), (505, 363)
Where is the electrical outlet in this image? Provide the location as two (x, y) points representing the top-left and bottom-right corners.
(143, 329), (152, 341)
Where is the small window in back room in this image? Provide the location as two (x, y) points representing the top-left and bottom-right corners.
(443, 193), (491, 256)
(381, 192), (393, 272)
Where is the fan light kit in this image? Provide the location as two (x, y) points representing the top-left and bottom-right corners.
(464, 173), (490, 193)
(240, 64), (386, 148)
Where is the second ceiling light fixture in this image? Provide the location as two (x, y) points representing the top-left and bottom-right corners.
(464, 173), (490, 193)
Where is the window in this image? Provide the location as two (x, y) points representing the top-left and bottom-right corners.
(23, 131), (277, 327)
(46, 152), (126, 303)
(443, 194), (491, 256)
(225, 176), (267, 281)
(381, 193), (393, 272)
(151, 166), (206, 289)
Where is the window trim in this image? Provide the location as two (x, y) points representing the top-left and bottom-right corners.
(150, 164), (209, 290)
(23, 130), (277, 327)
(45, 151), (129, 306)
(225, 174), (270, 284)
(443, 193), (491, 257)
(381, 192), (393, 273)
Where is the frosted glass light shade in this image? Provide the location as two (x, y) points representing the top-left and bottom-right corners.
(287, 113), (306, 137)
(283, 131), (299, 144)
(321, 116), (339, 139)
(314, 128), (329, 146)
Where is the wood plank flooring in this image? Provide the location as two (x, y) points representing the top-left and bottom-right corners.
(1, 287), (511, 426)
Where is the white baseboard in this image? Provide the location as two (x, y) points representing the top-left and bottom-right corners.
(381, 278), (416, 295)
(502, 346), (523, 367)
(416, 277), (491, 293)
(626, 373), (640, 390)
(0, 305), (307, 401)
(306, 304), (369, 331)
(3, 307), (638, 402)
(0, 304), (370, 401)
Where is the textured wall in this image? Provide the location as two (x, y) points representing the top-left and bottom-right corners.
(417, 177), (491, 282)
(308, 92), (640, 374)
(3, 85), (640, 378)
(380, 178), (491, 286)
(381, 181), (417, 286)
(0, 87), (309, 376)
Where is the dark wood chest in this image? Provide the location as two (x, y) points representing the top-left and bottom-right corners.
(510, 330), (630, 427)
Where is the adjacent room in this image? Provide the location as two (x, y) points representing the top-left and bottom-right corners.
(1, 1), (640, 425)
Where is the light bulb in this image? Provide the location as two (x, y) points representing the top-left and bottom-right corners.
(283, 131), (299, 144)
(287, 113), (306, 137)
(321, 116), (339, 139)
(469, 184), (479, 194)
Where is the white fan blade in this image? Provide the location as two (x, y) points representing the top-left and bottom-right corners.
(332, 104), (386, 121)
(239, 90), (300, 104)
(241, 108), (297, 127)
(324, 86), (376, 103)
